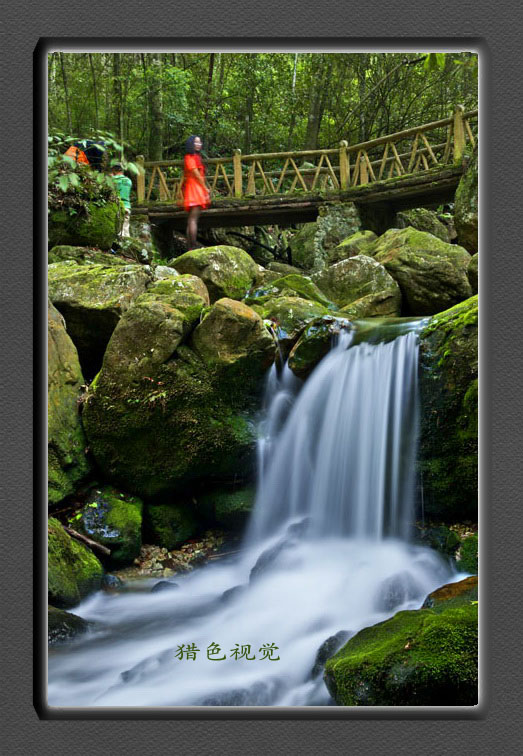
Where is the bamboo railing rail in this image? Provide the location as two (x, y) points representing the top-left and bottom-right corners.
(136, 105), (477, 204)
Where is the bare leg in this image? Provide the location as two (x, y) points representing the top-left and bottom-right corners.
(186, 206), (202, 250)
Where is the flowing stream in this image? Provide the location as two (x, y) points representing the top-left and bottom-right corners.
(48, 318), (463, 707)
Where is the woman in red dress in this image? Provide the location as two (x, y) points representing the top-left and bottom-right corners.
(181, 135), (211, 250)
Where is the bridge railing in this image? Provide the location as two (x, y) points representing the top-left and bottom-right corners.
(136, 105), (477, 204)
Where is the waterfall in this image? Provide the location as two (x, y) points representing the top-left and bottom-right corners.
(48, 318), (462, 708)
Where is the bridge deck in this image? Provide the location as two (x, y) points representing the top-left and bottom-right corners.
(133, 164), (463, 231)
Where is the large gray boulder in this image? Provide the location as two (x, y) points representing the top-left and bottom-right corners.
(48, 260), (152, 377)
(373, 227), (472, 315)
(48, 300), (90, 505)
(312, 255), (401, 315)
(395, 208), (451, 243)
(172, 245), (259, 303)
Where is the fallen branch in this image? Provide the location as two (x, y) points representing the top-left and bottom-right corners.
(64, 526), (111, 557)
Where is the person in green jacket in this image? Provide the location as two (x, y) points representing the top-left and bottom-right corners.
(111, 163), (133, 238)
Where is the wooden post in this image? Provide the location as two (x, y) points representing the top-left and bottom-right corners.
(233, 149), (243, 197)
(453, 105), (466, 163)
(339, 140), (349, 189)
(136, 155), (145, 203)
(359, 155), (368, 185)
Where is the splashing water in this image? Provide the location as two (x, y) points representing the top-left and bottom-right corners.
(48, 318), (461, 707)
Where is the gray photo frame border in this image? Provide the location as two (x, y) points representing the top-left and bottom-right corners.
(2, 1), (522, 751)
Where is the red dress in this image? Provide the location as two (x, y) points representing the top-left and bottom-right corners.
(182, 154), (210, 211)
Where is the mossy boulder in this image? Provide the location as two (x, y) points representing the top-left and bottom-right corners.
(48, 300), (90, 505)
(328, 230), (378, 265)
(99, 275), (209, 386)
(48, 606), (92, 645)
(197, 485), (256, 530)
(312, 255), (401, 316)
(468, 253), (478, 294)
(244, 274), (335, 309)
(267, 261), (303, 276)
(79, 485), (143, 566)
(252, 296), (330, 355)
(289, 203), (362, 271)
(48, 260), (152, 378)
(422, 576), (478, 609)
(145, 502), (197, 550)
(48, 245), (129, 267)
(454, 150), (478, 254)
(396, 208), (451, 243)
(48, 200), (123, 250)
(457, 535), (478, 574)
(373, 227), (472, 315)
(191, 299), (276, 390)
(418, 296), (478, 521)
(324, 602), (478, 706)
(288, 316), (352, 379)
(48, 517), (104, 609)
(82, 300), (275, 498)
(172, 245), (259, 302)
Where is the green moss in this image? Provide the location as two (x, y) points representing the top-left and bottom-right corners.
(245, 274), (335, 309)
(146, 502), (197, 549)
(324, 603), (478, 706)
(198, 485), (256, 530)
(80, 486), (143, 566)
(48, 201), (123, 250)
(48, 517), (104, 609)
(458, 535), (478, 574)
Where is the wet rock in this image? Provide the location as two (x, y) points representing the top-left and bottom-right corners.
(288, 316), (352, 379)
(151, 580), (180, 593)
(312, 255), (401, 313)
(310, 631), (351, 678)
(79, 485), (143, 567)
(374, 571), (422, 612)
(250, 296), (330, 356)
(422, 576), (478, 609)
(48, 606), (92, 645)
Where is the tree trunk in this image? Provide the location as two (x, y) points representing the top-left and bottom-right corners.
(358, 53), (369, 142)
(148, 53), (164, 161)
(303, 55), (331, 150)
(59, 53), (72, 133)
(89, 54), (99, 131)
(203, 53), (215, 143)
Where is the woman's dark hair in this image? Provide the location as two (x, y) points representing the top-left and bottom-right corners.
(184, 135), (202, 155)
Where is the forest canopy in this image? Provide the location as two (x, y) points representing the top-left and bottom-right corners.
(48, 51), (478, 162)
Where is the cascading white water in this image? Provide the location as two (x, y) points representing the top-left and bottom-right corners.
(48, 319), (463, 708)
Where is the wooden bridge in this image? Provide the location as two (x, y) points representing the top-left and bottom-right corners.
(133, 105), (477, 232)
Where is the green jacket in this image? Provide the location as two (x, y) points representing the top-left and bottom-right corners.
(112, 174), (133, 210)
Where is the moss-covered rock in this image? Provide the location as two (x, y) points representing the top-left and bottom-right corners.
(454, 150), (478, 254)
(328, 230), (378, 265)
(312, 255), (401, 316)
(172, 245), (259, 302)
(457, 535), (478, 574)
(373, 227), (472, 315)
(422, 576), (478, 609)
(99, 275), (209, 386)
(245, 273), (335, 309)
(324, 602), (478, 706)
(48, 260), (152, 378)
(252, 296), (330, 355)
(267, 261), (303, 276)
(289, 203), (362, 271)
(48, 200), (123, 250)
(418, 296), (478, 521)
(288, 316), (352, 379)
(48, 517), (104, 608)
(396, 208), (451, 243)
(48, 300), (90, 505)
(468, 253), (478, 294)
(83, 300), (274, 498)
(146, 502), (198, 549)
(79, 485), (143, 566)
(197, 485), (256, 530)
(48, 606), (92, 645)
(48, 245), (129, 267)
